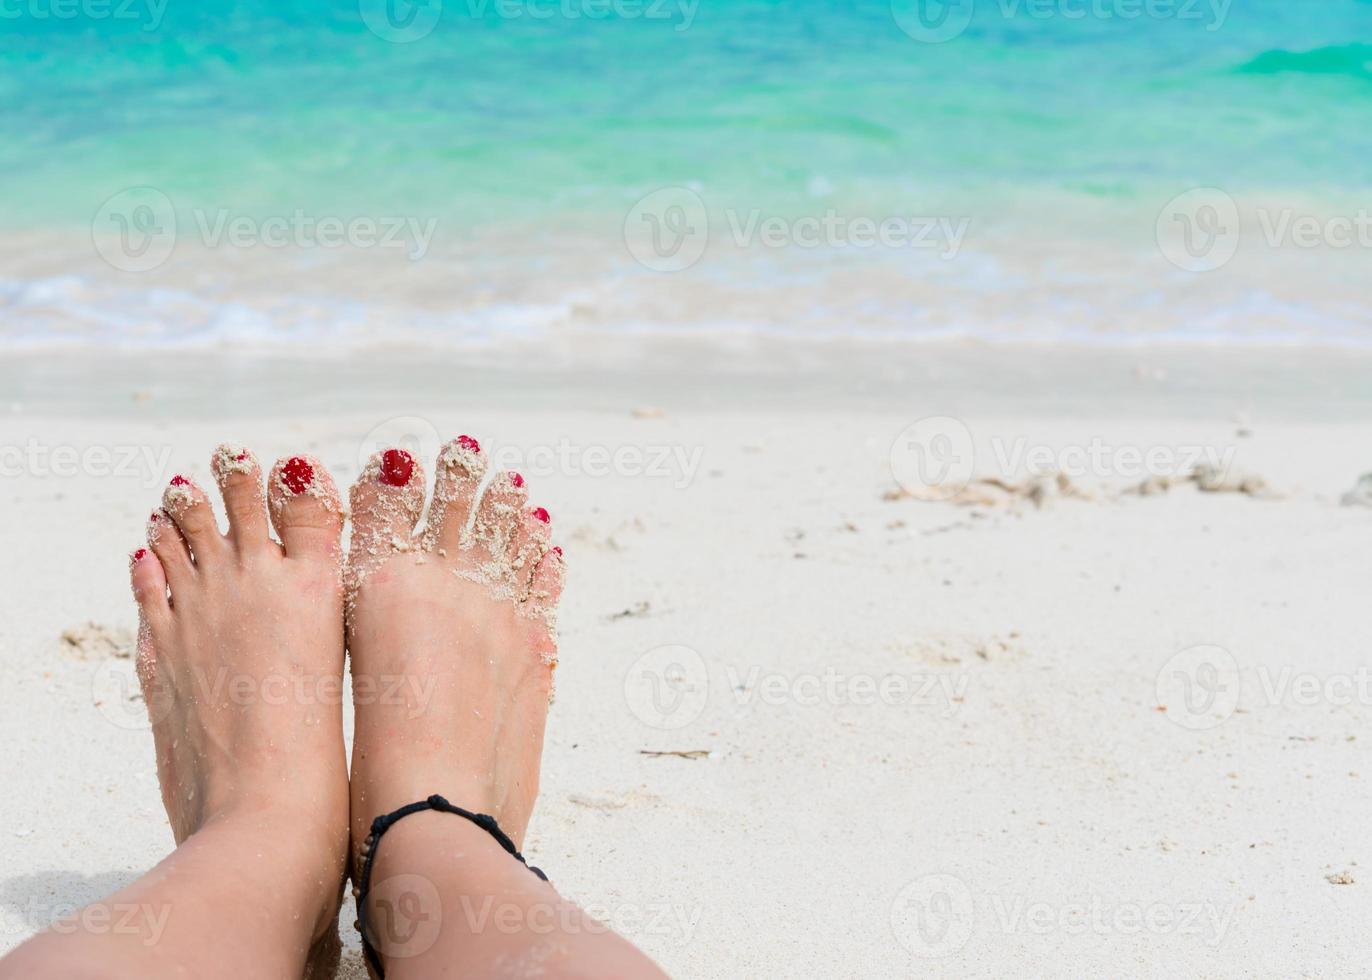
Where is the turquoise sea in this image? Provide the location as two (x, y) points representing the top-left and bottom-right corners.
(1, 0), (1369, 349)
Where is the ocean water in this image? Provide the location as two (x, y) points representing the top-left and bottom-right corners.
(1, 0), (1369, 350)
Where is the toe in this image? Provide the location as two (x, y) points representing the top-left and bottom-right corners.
(267, 454), (344, 561)
(522, 544), (564, 647)
(212, 444), (273, 555)
(529, 545), (564, 603)
(348, 448), (426, 565)
(468, 470), (528, 585)
(161, 474), (227, 563)
(129, 546), (171, 626)
(421, 435), (487, 556)
(146, 508), (193, 587)
(512, 504), (553, 595)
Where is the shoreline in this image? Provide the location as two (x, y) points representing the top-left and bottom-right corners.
(3, 343), (1371, 421)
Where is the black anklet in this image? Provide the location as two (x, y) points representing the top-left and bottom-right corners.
(355, 794), (548, 977)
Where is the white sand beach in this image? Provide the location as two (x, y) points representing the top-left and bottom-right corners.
(2, 345), (1370, 978)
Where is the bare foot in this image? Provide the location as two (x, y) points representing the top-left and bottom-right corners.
(344, 439), (669, 979)
(345, 436), (563, 858)
(131, 446), (351, 979)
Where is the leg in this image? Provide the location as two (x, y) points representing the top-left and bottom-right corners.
(347, 441), (669, 978)
(0, 447), (350, 980)
(364, 814), (666, 977)
(0, 811), (342, 980)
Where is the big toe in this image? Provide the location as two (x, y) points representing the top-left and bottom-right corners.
(267, 454), (344, 562)
(348, 448), (426, 570)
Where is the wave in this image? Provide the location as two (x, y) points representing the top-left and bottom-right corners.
(4, 274), (1371, 353)
(1237, 43), (1372, 80)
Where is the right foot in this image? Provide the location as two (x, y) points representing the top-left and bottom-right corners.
(345, 437), (564, 860)
(346, 439), (670, 979)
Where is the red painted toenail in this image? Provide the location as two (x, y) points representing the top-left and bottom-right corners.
(552, 546), (563, 558)
(456, 434), (480, 453)
(170, 474), (190, 487)
(149, 511), (162, 522)
(282, 457), (314, 494)
(235, 451), (249, 462)
(531, 506), (550, 523)
(379, 448), (414, 487)
(132, 548), (148, 562)
(510, 472), (525, 488)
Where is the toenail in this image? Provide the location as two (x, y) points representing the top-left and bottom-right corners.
(531, 506), (550, 524)
(282, 456), (314, 494)
(170, 474), (191, 487)
(131, 548), (148, 563)
(378, 449), (415, 487)
(552, 545), (563, 558)
(510, 472), (525, 488)
(457, 434), (481, 453)
(149, 510), (163, 523)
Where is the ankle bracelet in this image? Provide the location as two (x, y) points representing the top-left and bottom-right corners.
(354, 794), (547, 977)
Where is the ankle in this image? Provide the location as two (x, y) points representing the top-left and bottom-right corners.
(360, 811), (552, 964)
(174, 808), (348, 951)
(356, 767), (499, 820)
(352, 751), (537, 855)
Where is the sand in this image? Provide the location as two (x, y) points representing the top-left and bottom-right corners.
(2, 345), (1370, 978)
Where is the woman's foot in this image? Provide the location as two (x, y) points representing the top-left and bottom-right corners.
(130, 446), (351, 979)
(346, 439), (666, 979)
(345, 437), (563, 857)
(343, 441), (664, 977)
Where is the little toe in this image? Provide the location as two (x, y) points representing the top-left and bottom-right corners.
(522, 544), (564, 652)
(211, 443), (273, 554)
(161, 475), (227, 564)
(129, 546), (171, 626)
(530, 544), (565, 601)
(348, 448), (426, 566)
(467, 470), (529, 584)
(421, 434), (487, 556)
(267, 454), (345, 562)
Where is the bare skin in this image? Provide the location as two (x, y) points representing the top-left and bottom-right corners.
(0, 447), (350, 980)
(0, 438), (668, 980)
(347, 438), (668, 978)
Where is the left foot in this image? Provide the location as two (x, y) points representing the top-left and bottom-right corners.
(130, 445), (351, 980)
